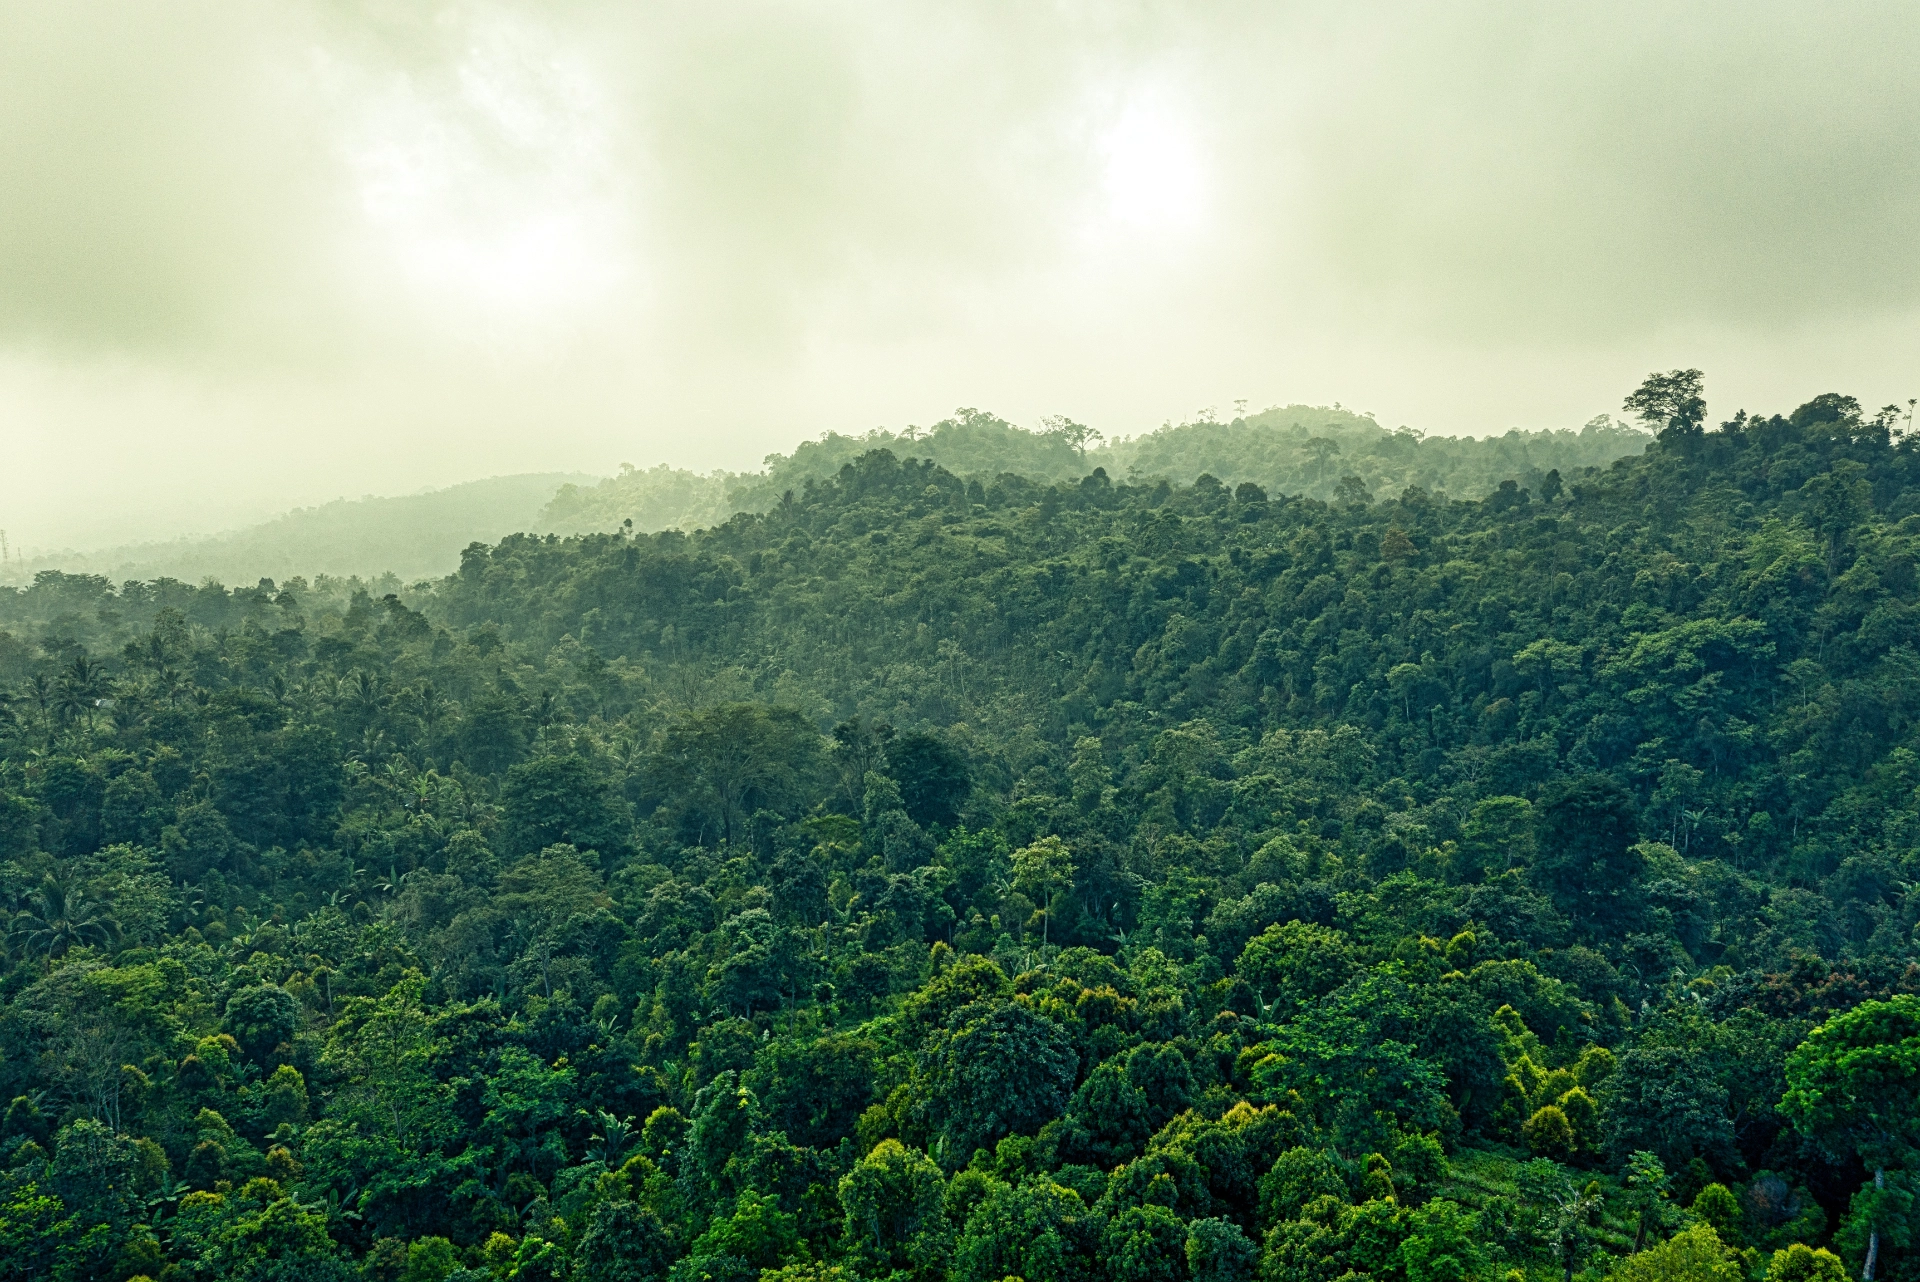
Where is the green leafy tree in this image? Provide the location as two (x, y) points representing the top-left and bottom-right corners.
(575, 1201), (677, 1282)
(1011, 836), (1076, 953)
(401, 1236), (460, 1282)
(888, 731), (972, 829)
(479, 1043), (576, 1181)
(1249, 975), (1451, 1154)
(1058, 1058), (1153, 1169)
(1236, 921), (1357, 1019)
(1533, 777), (1643, 935)
(1623, 1151), (1680, 1251)
(500, 754), (634, 858)
(1185, 1217), (1257, 1282)
(1456, 796), (1535, 881)
(653, 704), (821, 846)
(838, 1139), (949, 1281)
(304, 975), (458, 1237)
(224, 984), (299, 1061)
(1259, 1147), (1349, 1228)
(171, 1180), (352, 1282)
(1781, 996), (1920, 1281)
(1608, 1223), (1739, 1282)
(950, 1177), (1099, 1282)
(922, 998), (1077, 1164)
(1398, 1200), (1487, 1282)
(1105, 1202), (1188, 1282)
(0, 1181), (85, 1282)
(494, 842), (610, 999)
(1766, 1244), (1849, 1282)
(1803, 460), (1874, 578)
(1624, 369), (1707, 441)
(1692, 1183), (1745, 1249)
(1599, 1048), (1737, 1177)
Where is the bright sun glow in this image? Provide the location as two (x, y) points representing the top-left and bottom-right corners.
(1099, 100), (1206, 233)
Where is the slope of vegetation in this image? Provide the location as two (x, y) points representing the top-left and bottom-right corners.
(540, 407), (1650, 536)
(14, 474), (591, 589)
(0, 379), (1913, 1282)
(1115, 407), (1648, 507)
(541, 465), (739, 540)
(15, 408), (1645, 595)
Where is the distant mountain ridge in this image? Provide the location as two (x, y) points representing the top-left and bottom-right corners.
(10, 472), (590, 588)
(10, 406), (1648, 588)
(544, 405), (1650, 534)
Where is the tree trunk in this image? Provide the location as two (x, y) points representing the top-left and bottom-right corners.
(1863, 1168), (1884, 1282)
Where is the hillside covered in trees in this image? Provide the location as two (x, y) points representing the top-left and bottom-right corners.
(539, 406), (1649, 536)
(0, 378), (1916, 1282)
(12, 408), (1645, 593)
(8, 475), (592, 591)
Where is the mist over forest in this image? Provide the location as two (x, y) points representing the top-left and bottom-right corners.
(3, 372), (1918, 1282)
(7, 407), (1648, 590)
(7, 4), (1920, 1282)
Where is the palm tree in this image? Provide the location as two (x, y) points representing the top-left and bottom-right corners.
(24, 672), (54, 739)
(585, 1110), (636, 1169)
(151, 664), (187, 707)
(55, 655), (109, 731)
(349, 671), (386, 722)
(416, 682), (445, 735)
(11, 876), (121, 960)
(52, 683), (89, 729)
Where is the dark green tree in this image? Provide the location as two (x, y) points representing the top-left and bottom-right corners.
(923, 1000), (1077, 1165)
(225, 984), (300, 1061)
(838, 1138), (949, 1281)
(576, 1202), (676, 1282)
(1624, 369), (1707, 442)
(653, 705), (821, 846)
(888, 732), (972, 829)
(500, 754), (633, 858)
(1533, 777), (1643, 935)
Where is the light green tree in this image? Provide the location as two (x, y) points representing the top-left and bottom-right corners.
(1011, 836), (1075, 954)
(1609, 1223), (1739, 1282)
(838, 1139), (949, 1281)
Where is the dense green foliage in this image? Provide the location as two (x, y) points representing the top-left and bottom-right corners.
(20, 406), (1644, 595)
(540, 405), (1650, 538)
(0, 382), (1915, 1282)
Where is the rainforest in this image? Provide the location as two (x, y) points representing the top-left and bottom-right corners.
(2, 382), (1918, 1282)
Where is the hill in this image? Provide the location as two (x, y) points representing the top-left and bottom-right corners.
(9, 408), (1647, 592)
(540, 404), (1651, 535)
(7, 472), (590, 588)
(0, 382), (1912, 1282)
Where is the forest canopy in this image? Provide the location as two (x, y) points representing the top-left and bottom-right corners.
(0, 379), (1916, 1282)
(11, 406), (1648, 593)
(542, 404), (1650, 537)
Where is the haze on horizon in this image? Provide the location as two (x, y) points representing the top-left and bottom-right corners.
(4, 1), (1917, 553)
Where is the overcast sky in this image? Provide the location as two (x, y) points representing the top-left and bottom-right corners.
(4, 2), (1918, 551)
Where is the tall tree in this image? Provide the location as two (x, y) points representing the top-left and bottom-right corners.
(1782, 996), (1920, 1281)
(1625, 369), (1707, 442)
(654, 704), (822, 846)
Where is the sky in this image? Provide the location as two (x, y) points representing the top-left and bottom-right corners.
(3, 1), (1918, 551)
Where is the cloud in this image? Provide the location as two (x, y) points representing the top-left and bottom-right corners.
(2, 1), (1916, 549)
(1260, 4), (1920, 337)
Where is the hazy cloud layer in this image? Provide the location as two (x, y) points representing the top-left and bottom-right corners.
(5, 2), (1918, 550)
